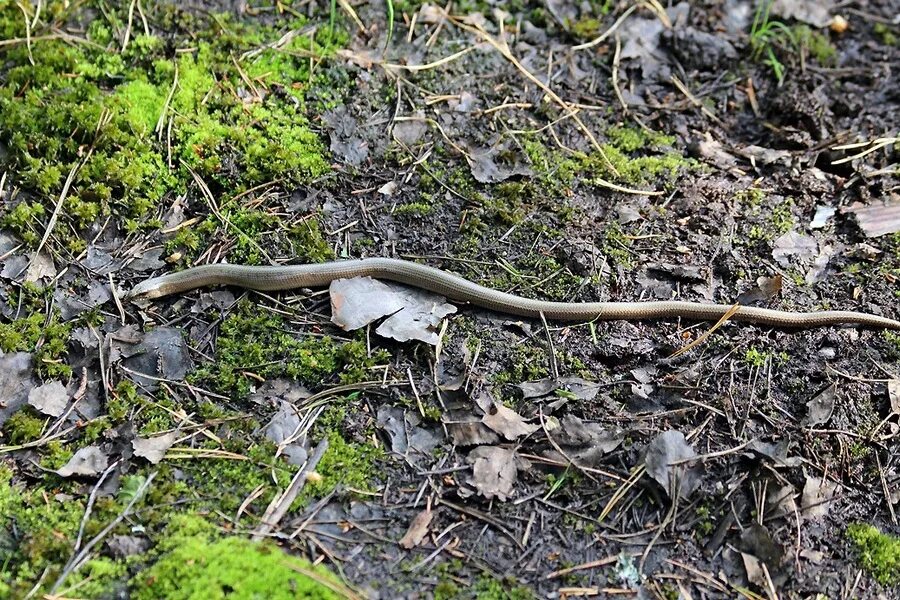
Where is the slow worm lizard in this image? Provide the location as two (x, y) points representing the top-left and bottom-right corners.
(127, 257), (900, 329)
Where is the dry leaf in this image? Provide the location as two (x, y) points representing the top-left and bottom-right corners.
(482, 403), (539, 441)
(56, 445), (109, 477)
(467, 446), (520, 501)
(133, 432), (179, 465)
(644, 430), (700, 499)
(27, 381), (68, 417)
(399, 507), (433, 549)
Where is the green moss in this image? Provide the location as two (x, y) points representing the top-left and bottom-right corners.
(522, 137), (579, 195)
(494, 344), (550, 385)
(394, 202), (435, 217)
(884, 331), (900, 358)
(2, 408), (45, 444)
(0, 465), (120, 598)
(191, 300), (386, 398)
(570, 18), (602, 40)
(793, 25), (836, 64)
(106, 380), (180, 434)
(874, 23), (898, 46)
(847, 523), (900, 585)
(474, 574), (533, 599)
(0, 309), (72, 379)
(606, 125), (674, 153)
(0, 2), (339, 257)
(590, 144), (691, 187)
(602, 221), (633, 269)
(166, 213), (333, 266)
(132, 515), (343, 600)
(305, 430), (384, 499)
(735, 187), (766, 207)
(1, 201), (46, 245)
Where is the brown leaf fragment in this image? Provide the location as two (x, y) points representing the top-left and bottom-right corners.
(448, 419), (499, 446)
(744, 439), (803, 468)
(27, 381), (68, 418)
(467, 446), (520, 501)
(133, 432), (179, 465)
(399, 507), (433, 549)
(545, 415), (624, 468)
(482, 403), (539, 441)
(737, 274), (782, 305)
(56, 445), (108, 477)
(801, 384), (836, 427)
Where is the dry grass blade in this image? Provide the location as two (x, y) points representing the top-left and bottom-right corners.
(831, 136), (898, 165)
(382, 45), (478, 72)
(669, 303), (741, 358)
(599, 464), (645, 522)
(572, 5), (638, 50)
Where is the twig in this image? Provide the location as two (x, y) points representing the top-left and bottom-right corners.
(253, 438), (329, 541)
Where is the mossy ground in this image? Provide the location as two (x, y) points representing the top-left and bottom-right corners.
(847, 523), (900, 586)
(0, 2), (378, 596)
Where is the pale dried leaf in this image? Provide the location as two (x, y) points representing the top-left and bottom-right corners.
(392, 112), (428, 146)
(375, 285), (457, 345)
(133, 432), (179, 464)
(772, 0), (834, 28)
(802, 384), (836, 427)
(331, 277), (406, 330)
(766, 484), (798, 520)
(736, 274), (783, 305)
(56, 445), (108, 477)
(801, 476), (839, 520)
(25, 251), (56, 282)
(809, 205), (836, 229)
(772, 231), (818, 268)
(844, 199), (900, 238)
(331, 277), (456, 344)
(27, 381), (68, 417)
(888, 380), (900, 415)
(744, 439), (803, 468)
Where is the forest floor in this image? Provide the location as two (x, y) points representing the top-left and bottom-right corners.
(1, 0), (899, 598)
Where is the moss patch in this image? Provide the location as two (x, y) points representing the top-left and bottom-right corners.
(0, 308), (73, 379)
(0, 464), (121, 598)
(132, 515), (344, 600)
(191, 300), (386, 398)
(0, 2), (337, 251)
(847, 523), (900, 586)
